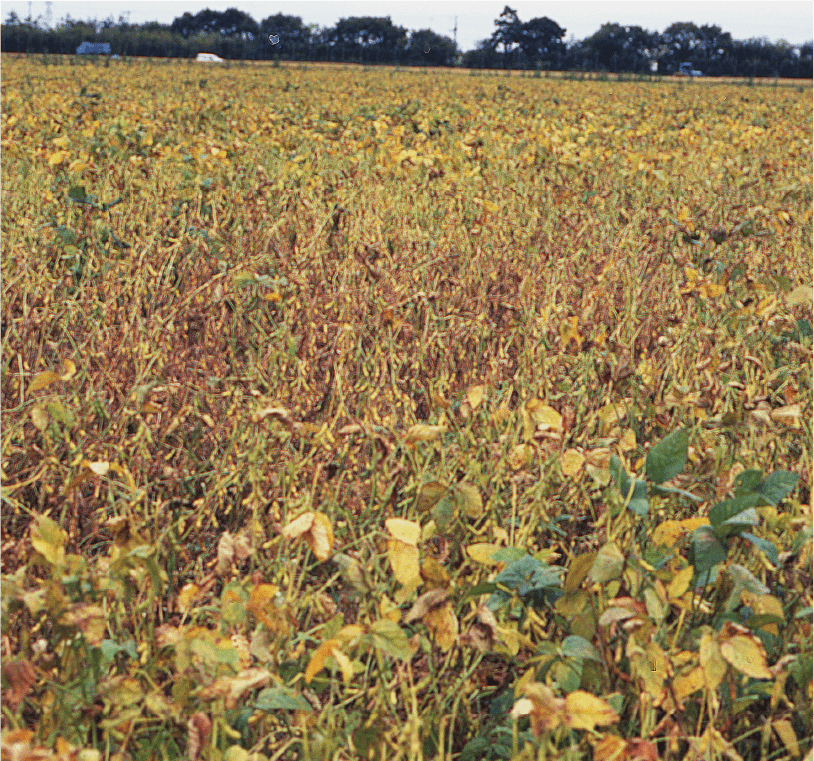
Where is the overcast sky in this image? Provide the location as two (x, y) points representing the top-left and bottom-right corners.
(7, 1), (813, 49)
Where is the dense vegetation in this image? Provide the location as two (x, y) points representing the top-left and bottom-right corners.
(1, 57), (812, 760)
(1, 6), (812, 78)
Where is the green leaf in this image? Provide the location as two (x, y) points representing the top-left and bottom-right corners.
(794, 318), (813, 340)
(708, 494), (761, 528)
(713, 508), (759, 539)
(609, 455), (649, 516)
(690, 526), (727, 575)
(68, 185), (92, 204)
(740, 533), (779, 566)
(46, 400), (76, 428)
(462, 582), (498, 600)
(369, 619), (412, 660)
(255, 687), (312, 712)
(651, 483), (703, 502)
(430, 493), (455, 531)
(645, 429), (688, 484)
(734, 469), (764, 495)
(100, 196), (123, 211)
(561, 635), (602, 662)
(746, 613), (785, 631)
(494, 555), (561, 595)
(491, 547), (528, 564)
(460, 738), (491, 761)
(626, 479), (649, 516)
(754, 471), (799, 506)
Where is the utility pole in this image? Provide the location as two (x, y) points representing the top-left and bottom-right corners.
(452, 16), (457, 48)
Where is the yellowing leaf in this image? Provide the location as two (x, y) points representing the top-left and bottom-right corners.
(509, 443), (533, 470)
(560, 316), (582, 349)
(619, 428), (636, 452)
(561, 449), (585, 477)
(48, 150), (69, 166)
(466, 384), (486, 409)
(680, 516), (709, 533)
(60, 359), (77, 380)
(85, 460), (110, 476)
(282, 512), (334, 561)
(653, 520), (685, 549)
(590, 542), (625, 583)
(586, 448), (611, 468)
(416, 481), (447, 513)
(28, 370), (61, 393)
(378, 596), (401, 623)
(699, 629), (727, 692)
(178, 583), (201, 614)
(385, 518), (420, 546)
(772, 719), (800, 757)
(741, 592), (784, 636)
(424, 601), (458, 651)
(590, 735), (628, 761)
(467, 542), (500, 566)
(420, 558), (450, 589)
(564, 691), (619, 731)
(525, 399), (563, 432)
(673, 666), (704, 701)
(306, 512), (334, 561)
(31, 406), (49, 431)
(770, 404), (801, 428)
(720, 635), (772, 679)
(247, 584), (287, 633)
(63, 603), (106, 646)
(389, 540), (421, 589)
(305, 639), (339, 683)
(515, 683), (565, 735)
(454, 482), (482, 518)
(785, 285), (812, 305)
(30, 515), (67, 566)
(667, 565), (694, 599)
(405, 424), (447, 446)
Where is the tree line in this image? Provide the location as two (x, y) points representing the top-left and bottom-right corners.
(2, 5), (812, 78)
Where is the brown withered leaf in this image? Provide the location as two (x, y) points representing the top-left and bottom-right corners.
(462, 604), (498, 653)
(405, 588), (450, 624)
(2, 659), (36, 710)
(187, 712), (212, 761)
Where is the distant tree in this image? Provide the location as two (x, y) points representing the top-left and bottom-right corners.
(218, 8), (258, 39)
(462, 38), (502, 69)
(405, 28), (458, 67)
(326, 16), (407, 64)
(170, 12), (196, 38)
(516, 15), (567, 69)
(582, 23), (657, 72)
(492, 6), (521, 60)
(259, 13), (312, 59)
(656, 21), (724, 73)
(192, 9), (222, 36)
(799, 42), (814, 77)
(488, 6), (566, 69)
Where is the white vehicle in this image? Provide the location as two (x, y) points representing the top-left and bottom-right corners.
(677, 62), (703, 77)
(196, 53), (224, 62)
